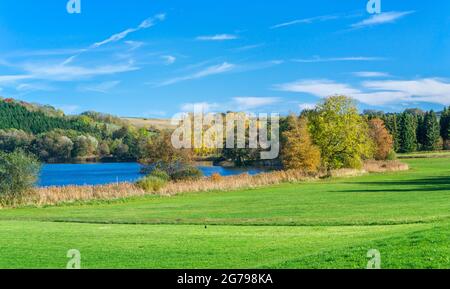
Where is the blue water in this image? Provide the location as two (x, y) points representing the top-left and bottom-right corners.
(38, 163), (264, 187)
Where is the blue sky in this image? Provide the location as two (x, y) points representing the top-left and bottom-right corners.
(0, 0), (449, 117)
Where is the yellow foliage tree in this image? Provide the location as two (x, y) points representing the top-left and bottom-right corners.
(281, 116), (321, 173)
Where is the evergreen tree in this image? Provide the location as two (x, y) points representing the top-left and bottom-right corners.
(398, 112), (417, 153)
(416, 114), (426, 150)
(440, 107), (450, 148)
(423, 110), (440, 151)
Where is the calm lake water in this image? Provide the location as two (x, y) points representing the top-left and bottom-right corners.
(38, 163), (264, 187)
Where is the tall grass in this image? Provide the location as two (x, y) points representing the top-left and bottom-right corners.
(0, 160), (408, 208)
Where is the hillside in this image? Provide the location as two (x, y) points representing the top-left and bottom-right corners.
(122, 117), (176, 131)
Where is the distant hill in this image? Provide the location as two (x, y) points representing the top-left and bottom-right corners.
(122, 117), (176, 131)
(0, 98), (100, 135)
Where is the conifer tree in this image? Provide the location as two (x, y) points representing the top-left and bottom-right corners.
(423, 110), (440, 151)
(399, 112), (417, 153)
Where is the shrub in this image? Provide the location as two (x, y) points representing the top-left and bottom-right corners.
(210, 173), (222, 182)
(149, 169), (171, 182)
(171, 166), (204, 181)
(135, 176), (167, 192)
(386, 150), (397, 161)
(0, 150), (41, 197)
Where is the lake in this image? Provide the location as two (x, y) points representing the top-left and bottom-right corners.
(38, 163), (264, 187)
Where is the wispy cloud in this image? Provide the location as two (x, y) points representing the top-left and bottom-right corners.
(22, 61), (138, 81)
(275, 79), (360, 97)
(79, 80), (121, 93)
(271, 14), (339, 29)
(231, 43), (265, 52)
(196, 34), (238, 41)
(351, 11), (414, 29)
(292, 56), (385, 63)
(0, 75), (33, 84)
(62, 13), (166, 65)
(125, 41), (145, 51)
(161, 55), (176, 65)
(353, 71), (391, 78)
(233, 97), (281, 109)
(158, 62), (235, 86)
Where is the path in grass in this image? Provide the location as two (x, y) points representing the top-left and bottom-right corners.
(0, 158), (449, 268)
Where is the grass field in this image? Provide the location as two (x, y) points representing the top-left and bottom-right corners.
(0, 158), (449, 268)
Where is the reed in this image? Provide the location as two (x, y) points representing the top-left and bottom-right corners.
(0, 160), (408, 208)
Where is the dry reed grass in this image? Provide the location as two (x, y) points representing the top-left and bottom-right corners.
(0, 160), (409, 208)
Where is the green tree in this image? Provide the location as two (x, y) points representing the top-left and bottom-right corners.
(0, 150), (41, 197)
(308, 96), (374, 171)
(440, 107), (450, 148)
(398, 113), (417, 153)
(423, 110), (440, 151)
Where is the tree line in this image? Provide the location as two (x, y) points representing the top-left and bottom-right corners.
(365, 108), (450, 153)
(0, 98), (155, 162)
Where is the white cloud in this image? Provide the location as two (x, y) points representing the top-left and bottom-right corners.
(232, 43), (265, 52)
(196, 34), (238, 41)
(181, 102), (220, 112)
(275, 79), (360, 97)
(271, 15), (339, 29)
(0, 75), (33, 84)
(158, 62), (235, 86)
(362, 78), (450, 105)
(79, 80), (121, 93)
(162, 55), (176, 65)
(16, 83), (55, 92)
(92, 14), (165, 48)
(292, 56), (385, 63)
(353, 71), (390, 78)
(125, 41), (145, 51)
(351, 11), (414, 29)
(233, 97), (281, 109)
(62, 13), (165, 65)
(276, 78), (450, 106)
(22, 61), (138, 81)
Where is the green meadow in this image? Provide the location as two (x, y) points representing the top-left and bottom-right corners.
(0, 158), (449, 269)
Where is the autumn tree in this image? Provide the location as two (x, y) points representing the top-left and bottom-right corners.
(309, 95), (374, 171)
(368, 118), (394, 160)
(281, 116), (321, 173)
(139, 130), (193, 177)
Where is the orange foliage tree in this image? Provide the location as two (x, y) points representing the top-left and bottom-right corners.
(368, 118), (394, 160)
(281, 116), (321, 173)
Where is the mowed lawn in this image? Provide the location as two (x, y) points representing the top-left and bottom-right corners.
(0, 158), (449, 268)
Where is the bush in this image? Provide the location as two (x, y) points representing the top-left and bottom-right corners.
(149, 169), (171, 182)
(386, 150), (397, 161)
(210, 173), (222, 182)
(171, 166), (203, 181)
(0, 150), (41, 197)
(135, 175), (167, 192)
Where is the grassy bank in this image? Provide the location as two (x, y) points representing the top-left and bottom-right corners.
(0, 158), (448, 268)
